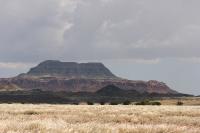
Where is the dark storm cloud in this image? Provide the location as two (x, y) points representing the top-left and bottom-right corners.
(0, 0), (200, 62)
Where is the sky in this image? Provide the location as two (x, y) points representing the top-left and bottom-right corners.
(0, 0), (200, 95)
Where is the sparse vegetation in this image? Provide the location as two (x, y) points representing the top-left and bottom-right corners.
(0, 104), (199, 133)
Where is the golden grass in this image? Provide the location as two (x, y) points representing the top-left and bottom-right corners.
(159, 97), (200, 105)
(0, 104), (199, 133)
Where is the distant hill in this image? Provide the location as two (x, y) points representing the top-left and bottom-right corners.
(0, 60), (178, 95)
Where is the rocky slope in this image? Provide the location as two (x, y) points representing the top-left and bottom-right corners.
(0, 60), (178, 94)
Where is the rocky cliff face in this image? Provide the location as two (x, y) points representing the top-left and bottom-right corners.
(26, 60), (117, 79)
(0, 60), (178, 94)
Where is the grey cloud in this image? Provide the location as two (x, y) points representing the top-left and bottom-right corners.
(61, 0), (200, 60)
(0, 0), (200, 62)
(0, 0), (77, 62)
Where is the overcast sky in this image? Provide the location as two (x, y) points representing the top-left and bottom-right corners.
(0, 0), (200, 95)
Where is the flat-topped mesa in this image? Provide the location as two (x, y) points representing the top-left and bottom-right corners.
(26, 60), (117, 79)
(0, 60), (180, 94)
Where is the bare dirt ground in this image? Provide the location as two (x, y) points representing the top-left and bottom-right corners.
(0, 104), (199, 133)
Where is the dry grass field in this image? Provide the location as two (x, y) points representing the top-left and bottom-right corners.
(0, 104), (199, 133)
(159, 97), (200, 106)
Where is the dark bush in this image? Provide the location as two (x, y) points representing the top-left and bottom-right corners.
(87, 101), (94, 105)
(23, 110), (39, 115)
(135, 100), (150, 105)
(177, 101), (183, 106)
(135, 100), (161, 105)
(110, 102), (119, 105)
(72, 102), (79, 105)
(123, 100), (131, 105)
(100, 101), (106, 105)
(151, 101), (161, 105)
